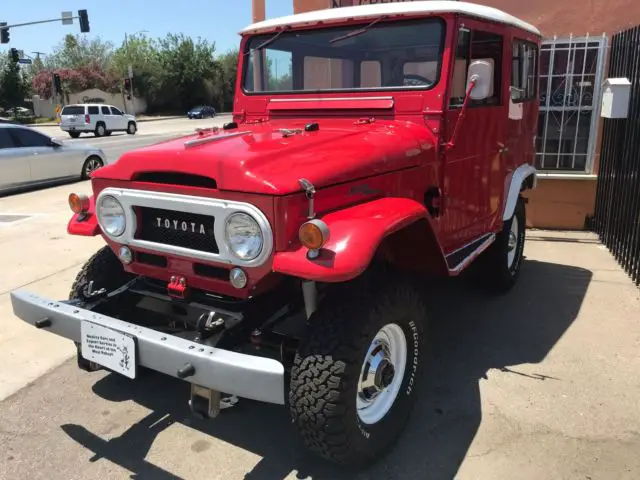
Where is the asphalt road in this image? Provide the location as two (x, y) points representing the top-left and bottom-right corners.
(1, 118), (639, 479)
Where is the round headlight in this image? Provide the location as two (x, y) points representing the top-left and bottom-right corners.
(98, 195), (126, 237)
(225, 212), (263, 261)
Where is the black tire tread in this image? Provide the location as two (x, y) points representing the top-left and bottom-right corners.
(69, 246), (131, 301)
(289, 271), (427, 466)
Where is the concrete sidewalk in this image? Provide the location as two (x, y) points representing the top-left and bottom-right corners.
(0, 229), (638, 479)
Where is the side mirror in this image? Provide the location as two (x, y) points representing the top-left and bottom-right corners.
(466, 60), (494, 101)
(50, 138), (63, 147)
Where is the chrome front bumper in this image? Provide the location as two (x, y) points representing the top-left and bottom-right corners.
(10, 290), (285, 405)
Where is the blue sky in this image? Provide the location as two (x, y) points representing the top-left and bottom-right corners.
(1, 0), (293, 58)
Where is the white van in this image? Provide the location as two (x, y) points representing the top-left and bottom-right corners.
(59, 104), (137, 138)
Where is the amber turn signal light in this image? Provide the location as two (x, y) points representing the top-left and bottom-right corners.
(68, 193), (90, 214)
(299, 219), (330, 251)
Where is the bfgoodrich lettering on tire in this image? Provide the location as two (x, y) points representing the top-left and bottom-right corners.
(289, 270), (427, 467)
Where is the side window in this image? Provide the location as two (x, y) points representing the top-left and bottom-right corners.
(101, 106), (111, 115)
(511, 40), (538, 102)
(0, 129), (15, 149)
(110, 107), (123, 115)
(88, 106), (99, 115)
(450, 28), (503, 107)
(9, 128), (51, 148)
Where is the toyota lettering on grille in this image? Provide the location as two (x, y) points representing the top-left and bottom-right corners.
(156, 217), (207, 235)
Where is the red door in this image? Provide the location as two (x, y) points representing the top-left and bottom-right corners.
(441, 21), (508, 252)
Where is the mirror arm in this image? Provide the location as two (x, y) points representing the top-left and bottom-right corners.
(444, 76), (478, 151)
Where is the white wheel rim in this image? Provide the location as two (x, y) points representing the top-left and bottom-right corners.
(507, 215), (519, 268)
(98, 125), (104, 135)
(356, 323), (407, 425)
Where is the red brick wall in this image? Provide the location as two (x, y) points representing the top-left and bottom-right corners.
(294, 0), (640, 36)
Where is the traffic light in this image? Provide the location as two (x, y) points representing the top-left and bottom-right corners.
(53, 73), (62, 94)
(78, 10), (90, 33)
(9, 48), (19, 63)
(0, 23), (9, 44)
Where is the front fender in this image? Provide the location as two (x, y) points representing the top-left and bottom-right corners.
(67, 195), (101, 236)
(272, 197), (447, 282)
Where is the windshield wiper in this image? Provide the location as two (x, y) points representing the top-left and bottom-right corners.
(245, 27), (290, 56)
(329, 16), (387, 44)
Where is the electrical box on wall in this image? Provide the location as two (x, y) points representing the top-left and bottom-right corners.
(601, 78), (631, 119)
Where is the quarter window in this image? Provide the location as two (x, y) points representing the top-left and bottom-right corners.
(88, 106), (99, 115)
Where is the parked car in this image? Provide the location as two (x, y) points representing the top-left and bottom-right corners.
(11, 1), (541, 469)
(187, 105), (216, 119)
(0, 124), (107, 193)
(59, 104), (137, 138)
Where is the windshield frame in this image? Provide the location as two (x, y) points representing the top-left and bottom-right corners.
(240, 16), (447, 96)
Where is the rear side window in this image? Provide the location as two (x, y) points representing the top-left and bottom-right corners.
(0, 128), (15, 149)
(88, 106), (99, 115)
(61, 106), (84, 115)
(101, 106), (110, 114)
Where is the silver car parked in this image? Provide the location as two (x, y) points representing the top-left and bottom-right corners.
(0, 124), (107, 194)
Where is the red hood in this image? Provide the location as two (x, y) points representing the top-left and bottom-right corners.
(93, 119), (437, 195)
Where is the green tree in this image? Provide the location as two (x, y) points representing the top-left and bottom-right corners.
(46, 34), (114, 70)
(152, 33), (220, 112)
(110, 33), (161, 98)
(0, 58), (30, 115)
(218, 49), (239, 111)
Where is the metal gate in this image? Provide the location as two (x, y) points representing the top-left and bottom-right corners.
(536, 34), (608, 173)
(594, 25), (640, 286)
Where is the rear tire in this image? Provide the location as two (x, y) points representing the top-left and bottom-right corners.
(94, 122), (106, 137)
(477, 195), (526, 293)
(289, 270), (427, 467)
(69, 132), (80, 139)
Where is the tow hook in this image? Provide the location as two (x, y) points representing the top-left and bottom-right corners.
(189, 384), (239, 419)
(83, 280), (107, 300)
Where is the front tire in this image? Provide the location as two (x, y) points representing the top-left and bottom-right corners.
(70, 247), (134, 372)
(81, 155), (104, 179)
(69, 246), (132, 301)
(127, 122), (137, 135)
(289, 271), (427, 467)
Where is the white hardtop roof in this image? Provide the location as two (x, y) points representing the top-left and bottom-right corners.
(240, 1), (541, 36)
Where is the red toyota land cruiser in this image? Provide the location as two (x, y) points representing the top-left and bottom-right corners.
(11, 1), (540, 467)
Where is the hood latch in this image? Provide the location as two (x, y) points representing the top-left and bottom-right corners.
(298, 178), (316, 219)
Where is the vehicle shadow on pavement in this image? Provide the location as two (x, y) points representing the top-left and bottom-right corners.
(63, 258), (592, 480)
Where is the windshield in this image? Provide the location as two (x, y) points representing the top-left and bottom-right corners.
(243, 18), (444, 94)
